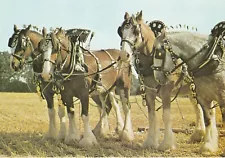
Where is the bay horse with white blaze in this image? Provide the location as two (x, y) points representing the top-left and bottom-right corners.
(38, 28), (133, 146)
(153, 21), (225, 153)
(117, 11), (205, 151)
(8, 25), (125, 143)
(8, 25), (66, 140)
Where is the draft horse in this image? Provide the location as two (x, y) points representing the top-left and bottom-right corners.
(8, 25), (126, 143)
(38, 27), (133, 146)
(153, 21), (225, 153)
(117, 11), (206, 151)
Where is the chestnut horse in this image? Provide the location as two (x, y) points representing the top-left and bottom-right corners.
(117, 11), (205, 151)
(8, 25), (126, 143)
(38, 28), (133, 146)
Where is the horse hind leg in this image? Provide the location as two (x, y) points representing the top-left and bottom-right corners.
(119, 88), (134, 141)
(92, 95), (110, 138)
(142, 90), (159, 149)
(57, 94), (67, 141)
(79, 91), (98, 147)
(109, 91), (124, 135)
(199, 101), (218, 153)
(43, 90), (57, 140)
(188, 93), (205, 143)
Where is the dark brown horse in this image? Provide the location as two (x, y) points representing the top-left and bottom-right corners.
(8, 25), (125, 143)
(117, 11), (205, 151)
(38, 28), (133, 146)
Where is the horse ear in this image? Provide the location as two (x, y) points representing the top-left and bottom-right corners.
(14, 24), (18, 32)
(136, 10), (143, 21)
(124, 12), (130, 20)
(131, 15), (136, 24)
(27, 24), (32, 30)
(42, 27), (47, 38)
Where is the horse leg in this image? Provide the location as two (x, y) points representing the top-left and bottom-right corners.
(219, 105), (225, 127)
(79, 90), (98, 147)
(119, 88), (134, 141)
(199, 101), (218, 152)
(43, 90), (57, 140)
(188, 93), (205, 143)
(92, 96), (103, 137)
(92, 95), (110, 138)
(109, 91), (124, 135)
(57, 94), (67, 141)
(158, 87), (176, 151)
(62, 93), (80, 144)
(143, 89), (159, 149)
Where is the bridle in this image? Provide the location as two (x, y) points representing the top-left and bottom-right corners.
(153, 30), (225, 78)
(9, 30), (35, 63)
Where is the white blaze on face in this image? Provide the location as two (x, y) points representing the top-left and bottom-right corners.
(121, 27), (136, 58)
(121, 26), (139, 79)
(42, 46), (52, 76)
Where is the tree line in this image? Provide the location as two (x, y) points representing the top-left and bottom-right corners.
(0, 51), (35, 92)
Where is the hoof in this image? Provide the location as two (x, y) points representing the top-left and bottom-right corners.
(43, 131), (57, 140)
(158, 142), (176, 151)
(64, 133), (80, 144)
(57, 131), (67, 141)
(93, 124), (109, 138)
(119, 129), (134, 141)
(79, 135), (98, 147)
(142, 139), (158, 149)
(199, 142), (218, 153)
(189, 129), (204, 143)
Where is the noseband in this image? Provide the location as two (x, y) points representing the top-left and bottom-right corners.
(11, 33), (35, 62)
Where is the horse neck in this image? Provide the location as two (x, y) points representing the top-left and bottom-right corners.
(137, 21), (155, 55)
(167, 32), (208, 70)
(27, 31), (43, 49)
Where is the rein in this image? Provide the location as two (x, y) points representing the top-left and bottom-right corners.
(169, 35), (222, 74)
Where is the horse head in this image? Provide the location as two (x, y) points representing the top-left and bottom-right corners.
(153, 21), (225, 85)
(8, 24), (43, 71)
(118, 11), (155, 60)
(152, 31), (178, 85)
(39, 27), (70, 81)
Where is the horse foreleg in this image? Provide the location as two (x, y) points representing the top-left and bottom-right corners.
(199, 101), (218, 153)
(44, 92), (57, 140)
(79, 91), (98, 147)
(109, 91), (124, 135)
(57, 94), (67, 141)
(188, 93), (205, 143)
(119, 88), (134, 141)
(63, 95), (80, 144)
(143, 90), (159, 149)
(158, 88), (176, 151)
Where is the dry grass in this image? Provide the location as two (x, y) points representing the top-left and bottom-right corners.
(0, 92), (224, 157)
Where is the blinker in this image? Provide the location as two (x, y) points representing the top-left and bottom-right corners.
(155, 50), (165, 59)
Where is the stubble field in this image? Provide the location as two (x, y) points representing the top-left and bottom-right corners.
(0, 93), (224, 157)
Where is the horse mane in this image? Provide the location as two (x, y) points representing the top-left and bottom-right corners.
(136, 17), (155, 54)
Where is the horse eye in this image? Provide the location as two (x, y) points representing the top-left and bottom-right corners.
(124, 23), (130, 28)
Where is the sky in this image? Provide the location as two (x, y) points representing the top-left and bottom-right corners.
(0, 0), (224, 52)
